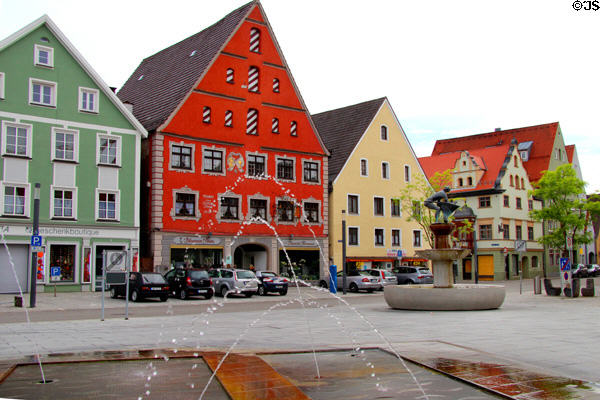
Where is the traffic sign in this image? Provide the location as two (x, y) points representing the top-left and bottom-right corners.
(566, 237), (573, 250)
(560, 257), (570, 271)
(515, 240), (526, 253)
(50, 266), (61, 281)
(31, 235), (42, 247)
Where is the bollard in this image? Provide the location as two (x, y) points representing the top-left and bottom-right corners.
(14, 296), (23, 307)
(534, 275), (541, 294)
(328, 264), (337, 294)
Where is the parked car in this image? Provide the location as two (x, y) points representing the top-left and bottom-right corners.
(365, 269), (397, 290)
(572, 264), (588, 278)
(164, 268), (214, 300)
(319, 270), (380, 293)
(392, 266), (434, 285)
(209, 268), (259, 298)
(255, 271), (289, 296)
(585, 264), (600, 277)
(108, 272), (170, 302)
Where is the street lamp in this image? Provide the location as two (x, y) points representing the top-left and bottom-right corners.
(30, 183), (41, 308)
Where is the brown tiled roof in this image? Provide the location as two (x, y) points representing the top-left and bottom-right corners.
(117, 1), (255, 132)
(312, 98), (386, 183)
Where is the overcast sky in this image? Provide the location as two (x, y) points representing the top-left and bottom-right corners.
(2, 0), (598, 192)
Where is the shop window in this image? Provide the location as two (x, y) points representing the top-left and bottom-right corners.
(50, 244), (75, 282)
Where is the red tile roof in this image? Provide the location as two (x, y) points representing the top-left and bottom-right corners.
(565, 144), (575, 163)
(431, 122), (559, 184)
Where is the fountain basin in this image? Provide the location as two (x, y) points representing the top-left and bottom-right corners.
(384, 284), (506, 311)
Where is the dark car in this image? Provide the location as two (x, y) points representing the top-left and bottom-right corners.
(255, 271), (289, 296)
(572, 264), (588, 278)
(585, 264), (600, 277)
(109, 272), (170, 302)
(164, 268), (214, 300)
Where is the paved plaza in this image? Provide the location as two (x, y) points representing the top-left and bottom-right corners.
(1, 278), (599, 398)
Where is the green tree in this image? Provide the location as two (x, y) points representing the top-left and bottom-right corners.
(529, 164), (600, 260)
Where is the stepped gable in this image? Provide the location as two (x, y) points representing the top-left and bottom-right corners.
(312, 97), (386, 182)
(117, 1), (255, 132)
(431, 122), (559, 184)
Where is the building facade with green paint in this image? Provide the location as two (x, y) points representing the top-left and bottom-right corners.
(0, 16), (147, 293)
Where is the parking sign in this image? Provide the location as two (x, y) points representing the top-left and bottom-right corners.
(31, 235), (42, 247)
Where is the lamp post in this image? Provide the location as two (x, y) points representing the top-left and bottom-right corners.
(29, 183), (40, 308)
(341, 210), (347, 295)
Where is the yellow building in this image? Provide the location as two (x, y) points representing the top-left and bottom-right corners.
(312, 98), (430, 272)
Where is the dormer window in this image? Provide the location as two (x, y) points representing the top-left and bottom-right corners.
(520, 151), (529, 161)
(34, 44), (53, 67)
(249, 28), (260, 53)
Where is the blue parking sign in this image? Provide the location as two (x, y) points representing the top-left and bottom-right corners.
(560, 257), (570, 271)
(31, 235), (42, 247)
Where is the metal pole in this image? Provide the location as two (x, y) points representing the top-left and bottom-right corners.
(473, 228), (479, 284)
(125, 251), (130, 320)
(341, 210), (347, 295)
(101, 250), (105, 321)
(29, 183), (40, 308)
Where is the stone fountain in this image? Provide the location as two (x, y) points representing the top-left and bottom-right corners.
(384, 188), (505, 311)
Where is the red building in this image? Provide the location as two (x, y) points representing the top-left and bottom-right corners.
(118, 1), (329, 278)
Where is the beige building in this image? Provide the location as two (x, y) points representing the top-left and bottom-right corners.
(312, 98), (430, 272)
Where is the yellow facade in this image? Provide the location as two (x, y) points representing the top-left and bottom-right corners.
(328, 100), (431, 270)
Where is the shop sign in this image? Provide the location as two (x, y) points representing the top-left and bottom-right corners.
(173, 236), (222, 245)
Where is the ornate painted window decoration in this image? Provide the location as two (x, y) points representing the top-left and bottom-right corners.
(250, 28), (260, 53)
(247, 108), (258, 135)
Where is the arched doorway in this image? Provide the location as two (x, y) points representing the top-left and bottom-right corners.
(233, 244), (268, 271)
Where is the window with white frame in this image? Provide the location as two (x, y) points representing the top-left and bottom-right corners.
(348, 227), (359, 246)
(97, 134), (121, 166)
(303, 202), (319, 223)
(381, 162), (389, 179)
(413, 230), (422, 247)
(391, 198), (401, 217)
(79, 87), (99, 113)
(0, 72), (5, 99)
(220, 196), (240, 220)
(276, 157), (295, 181)
(277, 200), (295, 222)
(2, 122), (31, 157)
(303, 160), (320, 183)
(2, 184), (27, 216)
(97, 191), (119, 221)
(170, 143), (193, 170)
(34, 44), (53, 67)
(360, 159), (368, 176)
(348, 194), (359, 215)
(375, 228), (385, 246)
(52, 128), (78, 162)
(247, 153), (266, 177)
(404, 165), (411, 182)
(374, 197), (384, 216)
(175, 192), (196, 217)
(249, 198), (268, 220)
(202, 148), (224, 174)
(29, 78), (56, 107)
(392, 229), (401, 246)
(52, 188), (76, 219)
(380, 125), (388, 140)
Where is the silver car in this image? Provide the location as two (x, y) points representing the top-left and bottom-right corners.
(318, 270), (380, 293)
(209, 268), (259, 298)
(365, 269), (397, 290)
(393, 266), (433, 285)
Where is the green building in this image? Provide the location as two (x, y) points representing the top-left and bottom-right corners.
(0, 16), (147, 293)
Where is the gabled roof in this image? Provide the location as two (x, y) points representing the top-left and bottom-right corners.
(117, 2), (255, 132)
(311, 98), (386, 182)
(419, 144), (514, 194)
(431, 122), (560, 184)
(565, 144), (575, 163)
(0, 15), (147, 137)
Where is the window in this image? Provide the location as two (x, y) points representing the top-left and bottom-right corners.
(412, 200), (421, 217)
(532, 255), (538, 268)
(225, 110), (233, 127)
(2, 122), (31, 157)
(413, 230), (422, 247)
(277, 200), (295, 222)
(98, 191), (118, 220)
(247, 108), (258, 135)
(290, 121), (297, 136)
(404, 165), (411, 182)
(503, 195), (509, 208)
(34, 44), (53, 67)
(458, 178), (463, 187)
(380, 125), (388, 140)
(360, 159), (368, 176)
(468, 177), (473, 186)
(348, 227), (359, 246)
(510, 175), (514, 186)
(375, 229), (384, 246)
(247, 154), (266, 177)
(249, 198), (267, 220)
(381, 162), (389, 179)
(503, 224), (510, 240)
(220, 197), (239, 220)
(3, 185), (26, 216)
(515, 177), (520, 190)
(516, 197), (522, 209)
(528, 199), (534, 210)
(203, 106), (211, 123)
(374, 197), (384, 216)
(79, 87), (98, 113)
(528, 226), (534, 241)
(304, 202), (319, 223)
(479, 196), (491, 208)
(203, 148), (223, 173)
(53, 189), (74, 218)
(29, 78), (56, 107)
(521, 177), (525, 189)
(514, 155), (518, 167)
(0, 72), (5, 99)
(271, 118), (279, 133)
(348, 195), (359, 214)
(250, 27), (260, 53)
(171, 144), (192, 170)
(97, 134), (120, 166)
(248, 66), (259, 93)
(516, 225), (522, 240)
(276, 158), (294, 180)
(52, 128), (78, 162)
(226, 68), (234, 83)
(49, 245), (75, 283)
(392, 229), (401, 246)
(272, 78), (280, 93)
(479, 224), (492, 240)
(303, 161), (319, 183)
(391, 198), (401, 217)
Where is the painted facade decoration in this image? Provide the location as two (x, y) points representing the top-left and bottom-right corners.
(313, 98), (430, 272)
(0, 16), (146, 293)
(118, 1), (329, 279)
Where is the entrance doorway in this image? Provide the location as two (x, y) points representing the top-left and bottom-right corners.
(95, 245), (125, 291)
(234, 244), (267, 271)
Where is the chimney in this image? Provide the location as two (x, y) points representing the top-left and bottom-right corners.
(494, 127), (501, 132)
